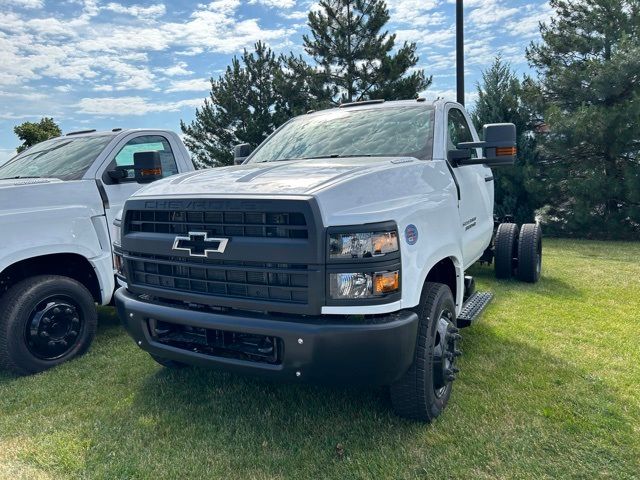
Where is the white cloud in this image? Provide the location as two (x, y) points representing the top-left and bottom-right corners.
(0, 0), (294, 90)
(104, 2), (166, 18)
(468, 0), (518, 28)
(162, 61), (194, 77)
(0, 0), (43, 9)
(389, 0), (440, 24)
(77, 96), (203, 116)
(249, 0), (296, 8)
(166, 78), (210, 93)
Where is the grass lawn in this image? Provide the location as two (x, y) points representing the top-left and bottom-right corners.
(1, 239), (639, 479)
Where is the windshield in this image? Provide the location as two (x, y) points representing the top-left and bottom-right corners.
(0, 135), (114, 181)
(248, 105), (434, 163)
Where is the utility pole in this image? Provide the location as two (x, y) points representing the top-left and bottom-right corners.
(456, 0), (464, 105)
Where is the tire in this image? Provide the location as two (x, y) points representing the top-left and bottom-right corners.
(494, 222), (519, 279)
(150, 353), (189, 369)
(0, 275), (97, 375)
(390, 282), (460, 422)
(517, 223), (543, 283)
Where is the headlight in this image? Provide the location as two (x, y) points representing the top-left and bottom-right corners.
(329, 231), (398, 259)
(329, 270), (399, 299)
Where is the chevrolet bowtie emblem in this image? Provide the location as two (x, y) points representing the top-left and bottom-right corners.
(172, 232), (229, 257)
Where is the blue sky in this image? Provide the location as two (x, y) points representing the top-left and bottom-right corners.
(0, 0), (552, 164)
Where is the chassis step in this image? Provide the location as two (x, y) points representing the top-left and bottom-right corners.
(457, 291), (493, 328)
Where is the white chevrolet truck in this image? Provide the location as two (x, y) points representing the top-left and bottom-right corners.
(0, 129), (195, 375)
(113, 99), (542, 421)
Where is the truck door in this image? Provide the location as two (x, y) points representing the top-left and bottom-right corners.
(98, 133), (181, 243)
(445, 105), (494, 266)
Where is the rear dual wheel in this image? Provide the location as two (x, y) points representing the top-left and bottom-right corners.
(494, 223), (542, 283)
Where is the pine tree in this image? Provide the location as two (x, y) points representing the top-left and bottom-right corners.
(472, 58), (542, 224)
(181, 42), (316, 168)
(526, 0), (640, 238)
(303, 0), (431, 103)
(14, 117), (61, 153)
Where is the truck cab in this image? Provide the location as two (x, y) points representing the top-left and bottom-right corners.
(0, 129), (195, 375)
(113, 99), (542, 421)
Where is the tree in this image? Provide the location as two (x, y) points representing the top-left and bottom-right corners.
(180, 42), (323, 168)
(526, 0), (640, 239)
(14, 118), (61, 153)
(472, 57), (542, 224)
(302, 0), (431, 103)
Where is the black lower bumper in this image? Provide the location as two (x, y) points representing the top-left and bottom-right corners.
(115, 288), (418, 385)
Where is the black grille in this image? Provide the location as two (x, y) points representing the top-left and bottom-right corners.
(127, 254), (309, 304)
(121, 197), (324, 315)
(126, 210), (308, 239)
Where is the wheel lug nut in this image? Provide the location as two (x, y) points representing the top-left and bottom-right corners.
(48, 340), (56, 346)
(71, 317), (80, 324)
(65, 308), (72, 315)
(60, 340), (67, 347)
(42, 317), (51, 325)
(40, 331), (49, 338)
(69, 331), (78, 337)
(53, 308), (61, 315)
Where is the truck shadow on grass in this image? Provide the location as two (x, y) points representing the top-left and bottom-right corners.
(0, 302), (635, 478)
(469, 264), (581, 296)
(117, 322), (635, 477)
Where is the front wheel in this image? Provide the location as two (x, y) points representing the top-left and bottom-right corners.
(390, 282), (460, 422)
(0, 275), (97, 375)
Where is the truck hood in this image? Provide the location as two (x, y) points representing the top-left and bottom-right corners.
(0, 178), (102, 214)
(133, 157), (413, 197)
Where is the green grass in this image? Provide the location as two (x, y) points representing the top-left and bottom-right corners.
(1, 239), (639, 479)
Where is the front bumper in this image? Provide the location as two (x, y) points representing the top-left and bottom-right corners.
(115, 288), (418, 385)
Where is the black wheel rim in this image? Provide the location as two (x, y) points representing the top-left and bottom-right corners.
(24, 295), (83, 360)
(432, 309), (459, 398)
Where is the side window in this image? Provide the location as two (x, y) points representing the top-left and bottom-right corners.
(447, 108), (475, 154)
(113, 135), (178, 179)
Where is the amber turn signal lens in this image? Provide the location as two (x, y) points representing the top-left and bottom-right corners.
(374, 271), (399, 294)
(140, 168), (162, 176)
(496, 146), (517, 156)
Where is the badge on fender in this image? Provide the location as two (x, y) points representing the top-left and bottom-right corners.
(405, 224), (418, 245)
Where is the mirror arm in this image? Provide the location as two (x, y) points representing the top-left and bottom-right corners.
(457, 140), (486, 149)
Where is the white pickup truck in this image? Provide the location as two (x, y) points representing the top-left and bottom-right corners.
(0, 129), (195, 375)
(113, 99), (542, 421)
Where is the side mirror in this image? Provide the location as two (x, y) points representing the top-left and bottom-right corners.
(133, 151), (163, 183)
(455, 123), (517, 167)
(234, 143), (252, 165)
(107, 167), (128, 181)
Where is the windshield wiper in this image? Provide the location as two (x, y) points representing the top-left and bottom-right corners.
(301, 154), (373, 159)
(0, 175), (42, 180)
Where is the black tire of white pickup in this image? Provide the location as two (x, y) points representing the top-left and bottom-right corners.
(390, 282), (460, 422)
(0, 275), (97, 376)
(517, 223), (543, 283)
(149, 353), (189, 369)
(494, 222), (519, 279)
